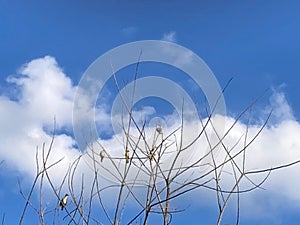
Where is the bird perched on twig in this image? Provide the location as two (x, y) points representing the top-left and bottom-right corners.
(149, 146), (156, 160)
(58, 194), (69, 210)
(100, 149), (106, 162)
(125, 149), (130, 163)
(156, 127), (162, 134)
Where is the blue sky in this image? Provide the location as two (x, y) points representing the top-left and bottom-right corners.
(0, 1), (300, 225)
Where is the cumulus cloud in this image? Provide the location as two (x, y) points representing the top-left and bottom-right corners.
(0, 56), (79, 178)
(6, 56), (75, 128)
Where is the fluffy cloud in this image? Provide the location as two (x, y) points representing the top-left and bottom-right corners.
(7, 56), (74, 127)
(0, 56), (79, 177)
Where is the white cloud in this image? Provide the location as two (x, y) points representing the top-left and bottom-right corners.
(7, 56), (75, 128)
(161, 31), (177, 43)
(0, 56), (79, 178)
(268, 90), (295, 121)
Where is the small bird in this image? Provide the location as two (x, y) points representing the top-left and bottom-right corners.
(156, 127), (162, 134)
(100, 149), (106, 162)
(148, 146), (156, 160)
(125, 149), (130, 163)
(58, 194), (69, 210)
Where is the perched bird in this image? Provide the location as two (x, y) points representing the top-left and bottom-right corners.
(125, 149), (130, 164)
(156, 127), (162, 134)
(58, 194), (69, 210)
(100, 149), (106, 162)
(148, 146), (156, 160)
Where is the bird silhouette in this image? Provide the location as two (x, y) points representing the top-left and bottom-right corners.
(58, 194), (69, 210)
